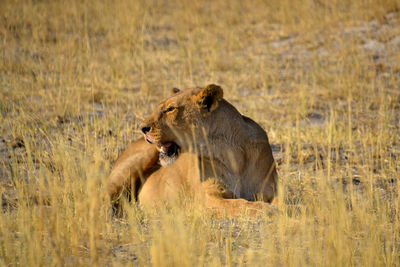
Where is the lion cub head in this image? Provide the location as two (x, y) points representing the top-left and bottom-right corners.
(140, 84), (223, 166)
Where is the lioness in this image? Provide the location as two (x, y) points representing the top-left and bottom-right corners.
(107, 84), (277, 215)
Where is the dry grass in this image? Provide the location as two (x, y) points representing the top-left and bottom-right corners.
(1, 0), (400, 265)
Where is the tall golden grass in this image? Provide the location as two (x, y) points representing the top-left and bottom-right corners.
(1, 0), (399, 265)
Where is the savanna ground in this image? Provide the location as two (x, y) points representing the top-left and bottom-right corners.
(1, 0), (400, 266)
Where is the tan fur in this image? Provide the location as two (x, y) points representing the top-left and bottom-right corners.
(107, 84), (278, 215)
(107, 138), (159, 203)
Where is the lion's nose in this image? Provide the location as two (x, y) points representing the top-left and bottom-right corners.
(141, 126), (151, 134)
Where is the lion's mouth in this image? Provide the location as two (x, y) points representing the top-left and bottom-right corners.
(144, 134), (180, 164)
(157, 142), (179, 157)
(158, 142), (180, 166)
(144, 134), (155, 145)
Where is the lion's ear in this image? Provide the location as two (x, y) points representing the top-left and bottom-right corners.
(196, 84), (224, 112)
(170, 88), (180, 95)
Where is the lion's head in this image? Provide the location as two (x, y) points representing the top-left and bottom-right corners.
(140, 84), (225, 165)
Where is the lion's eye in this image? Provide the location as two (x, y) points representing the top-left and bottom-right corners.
(163, 106), (176, 113)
